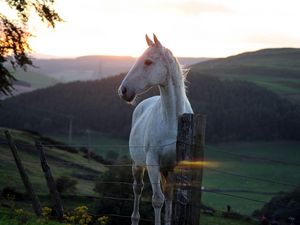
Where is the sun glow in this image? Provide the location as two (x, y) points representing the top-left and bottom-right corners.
(3, 0), (299, 58)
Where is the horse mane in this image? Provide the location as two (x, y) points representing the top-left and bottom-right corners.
(163, 48), (189, 94)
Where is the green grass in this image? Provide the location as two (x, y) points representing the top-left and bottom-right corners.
(1, 129), (300, 218)
(12, 69), (59, 89)
(191, 48), (300, 104)
(201, 212), (257, 225)
(47, 134), (300, 216)
(216, 73), (300, 103)
(0, 128), (106, 196)
(0, 206), (257, 225)
(202, 141), (300, 215)
(49, 133), (128, 158)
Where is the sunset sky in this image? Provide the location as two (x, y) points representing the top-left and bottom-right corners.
(2, 0), (300, 58)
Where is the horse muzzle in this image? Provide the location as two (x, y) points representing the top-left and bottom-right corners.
(118, 85), (136, 102)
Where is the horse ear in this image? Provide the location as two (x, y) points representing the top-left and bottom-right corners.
(146, 34), (154, 47)
(153, 34), (162, 48)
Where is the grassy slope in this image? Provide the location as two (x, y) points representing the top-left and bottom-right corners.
(49, 133), (128, 158)
(191, 48), (300, 103)
(0, 128), (106, 196)
(12, 69), (59, 89)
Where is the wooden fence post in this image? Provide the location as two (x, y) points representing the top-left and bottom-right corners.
(191, 114), (206, 225)
(173, 114), (206, 225)
(4, 130), (42, 216)
(35, 141), (64, 220)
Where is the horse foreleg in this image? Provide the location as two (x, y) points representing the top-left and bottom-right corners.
(147, 156), (165, 225)
(131, 164), (145, 225)
(162, 171), (174, 225)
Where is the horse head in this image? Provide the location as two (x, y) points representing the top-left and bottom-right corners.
(118, 34), (169, 103)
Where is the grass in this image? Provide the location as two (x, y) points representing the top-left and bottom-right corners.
(12, 69), (59, 89)
(0, 207), (258, 225)
(202, 141), (300, 215)
(216, 73), (300, 103)
(48, 134), (300, 216)
(0, 208), (64, 225)
(1, 129), (300, 218)
(191, 48), (300, 104)
(49, 133), (128, 159)
(201, 212), (257, 225)
(0, 128), (106, 196)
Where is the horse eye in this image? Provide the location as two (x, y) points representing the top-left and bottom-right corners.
(144, 59), (153, 66)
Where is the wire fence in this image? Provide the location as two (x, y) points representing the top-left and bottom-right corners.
(0, 133), (299, 223)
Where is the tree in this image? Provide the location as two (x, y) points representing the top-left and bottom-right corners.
(253, 186), (300, 225)
(0, 0), (62, 95)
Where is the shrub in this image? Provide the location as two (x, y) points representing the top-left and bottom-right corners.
(253, 186), (300, 225)
(1, 186), (24, 201)
(56, 176), (77, 194)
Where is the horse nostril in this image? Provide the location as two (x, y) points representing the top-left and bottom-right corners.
(121, 86), (127, 95)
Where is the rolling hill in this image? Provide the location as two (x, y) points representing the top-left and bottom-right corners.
(30, 56), (208, 83)
(3, 55), (208, 99)
(0, 128), (106, 196)
(190, 48), (300, 104)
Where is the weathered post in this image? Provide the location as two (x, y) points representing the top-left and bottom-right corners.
(191, 114), (206, 225)
(35, 141), (64, 220)
(172, 114), (206, 225)
(173, 113), (194, 225)
(4, 131), (42, 216)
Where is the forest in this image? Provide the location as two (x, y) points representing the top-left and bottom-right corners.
(0, 71), (299, 142)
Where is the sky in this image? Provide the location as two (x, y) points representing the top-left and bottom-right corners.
(2, 0), (300, 58)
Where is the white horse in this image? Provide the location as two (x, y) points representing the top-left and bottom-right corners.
(118, 34), (193, 225)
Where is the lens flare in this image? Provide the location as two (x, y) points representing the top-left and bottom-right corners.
(175, 160), (220, 170)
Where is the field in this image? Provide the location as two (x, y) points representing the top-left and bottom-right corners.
(49, 133), (300, 215)
(203, 142), (300, 215)
(1, 129), (299, 225)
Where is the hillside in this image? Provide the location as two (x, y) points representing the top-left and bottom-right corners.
(0, 72), (299, 142)
(191, 48), (300, 104)
(31, 56), (208, 83)
(0, 128), (106, 196)
(12, 68), (59, 89)
(3, 56), (207, 99)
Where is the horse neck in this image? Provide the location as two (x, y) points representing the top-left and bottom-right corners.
(159, 59), (187, 128)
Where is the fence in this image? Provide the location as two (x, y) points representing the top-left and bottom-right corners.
(1, 115), (300, 224)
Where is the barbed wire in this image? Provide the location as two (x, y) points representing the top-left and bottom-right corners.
(1, 131), (300, 221)
(207, 146), (300, 167)
(0, 140), (176, 149)
(0, 156), (298, 189)
(1, 138), (299, 168)
(206, 167), (299, 188)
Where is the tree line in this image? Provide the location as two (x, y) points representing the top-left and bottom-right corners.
(0, 72), (299, 142)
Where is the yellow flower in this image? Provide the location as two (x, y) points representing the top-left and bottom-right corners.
(98, 216), (109, 225)
(14, 208), (24, 214)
